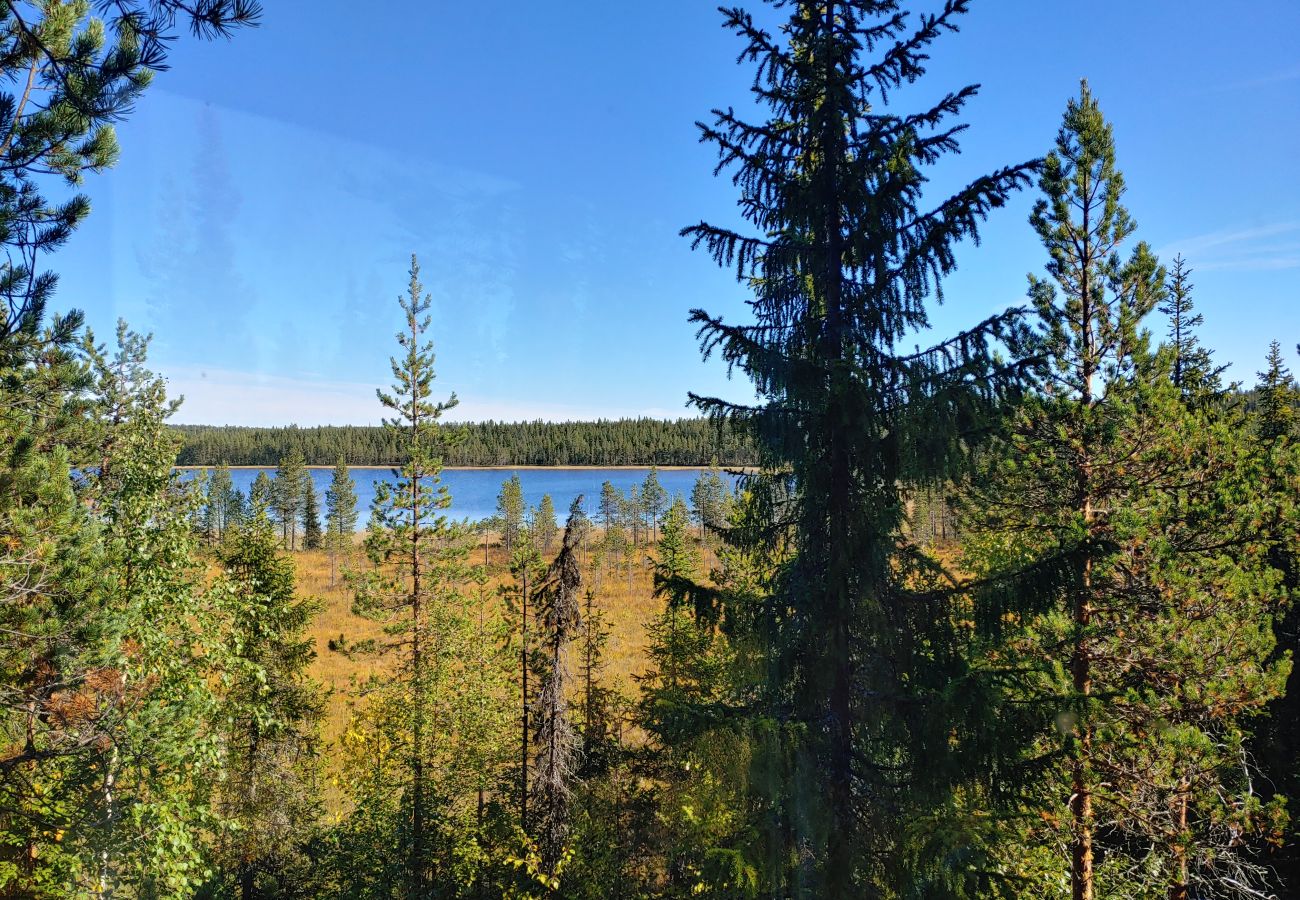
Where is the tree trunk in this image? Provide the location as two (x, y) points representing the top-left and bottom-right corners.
(520, 565), (529, 832)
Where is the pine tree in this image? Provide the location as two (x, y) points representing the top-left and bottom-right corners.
(0, 2), (260, 343)
(301, 472), (323, 550)
(250, 470), (274, 510)
(498, 473), (525, 555)
(1251, 343), (1300, 890)
(641, 467), (667, 541)
(534, 493), (558, 553)
(689, 460), (730, 540)
(324, 456), (359, 587)
(598, 480), (622, 531)
(203, 464), (231, 543)
(625, 484), (643, 547)
(346, 255), (475, 894)
(683, 1), (1034, 891)
(962, 85), (1287, 900)
(213, 505), (324, 899)
(272, 448), (306, 550)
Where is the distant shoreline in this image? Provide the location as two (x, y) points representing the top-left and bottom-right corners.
(175, 464), (741, 472)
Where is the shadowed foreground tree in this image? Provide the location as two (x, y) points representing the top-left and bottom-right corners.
(682, 0), (1036, 892)
(1251, 341), (1300, 890)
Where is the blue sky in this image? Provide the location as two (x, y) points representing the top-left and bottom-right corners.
(55, 1), (1300, 425)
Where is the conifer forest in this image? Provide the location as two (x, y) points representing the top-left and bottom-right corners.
(3, 2), (1300, 898)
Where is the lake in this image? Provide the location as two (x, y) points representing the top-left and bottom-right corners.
(181, 466), (740, 528)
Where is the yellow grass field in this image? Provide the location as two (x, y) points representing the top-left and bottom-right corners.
(286, 532), (721, 752)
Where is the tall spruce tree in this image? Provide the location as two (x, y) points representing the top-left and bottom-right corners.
(961, 85), (1287, 900)
(1159, 255), (1224, 407)
(683, 1), (1034, 892)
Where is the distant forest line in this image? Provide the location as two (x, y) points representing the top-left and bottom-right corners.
(171, 418), (759, 468)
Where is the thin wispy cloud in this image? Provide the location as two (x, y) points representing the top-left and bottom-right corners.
(1161, 222), (1300, 273)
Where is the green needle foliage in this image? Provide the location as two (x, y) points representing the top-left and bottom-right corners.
(339, 256), (515, 897)
(1158, 255), (1225, 409)
(961, 84), (1288, 900)
(530, 504), (586, 875)
(1250, 342), (1300, 889)
(532, 494), (558, 554)
(0, 0), (260, 342)
(324, 456), (359, 586)
(301, 473), (323, 551)
(498, 473), (525, 556)
(272, 449), (306, 551)
(211, 504), (324, 899)
(683, 0), (1035, 892)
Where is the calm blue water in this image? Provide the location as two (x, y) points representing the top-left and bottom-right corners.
(181, 467), (737, 529)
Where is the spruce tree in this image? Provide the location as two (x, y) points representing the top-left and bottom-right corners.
(1159, 255), (1224, 407)
(1251, 343), (1300, 889)
(531, 503), (585, 874)
(961, 85), (1288, 900)
(324, 456), (359, 587)
(684, 1), (1034, 892)
(213, 505), (324, 899)
(300, 472), (323, 550)
(576, 588), (618, 778)
(1257, 340), (1296, 440)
